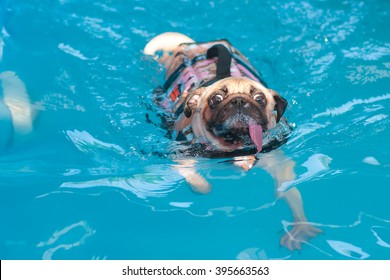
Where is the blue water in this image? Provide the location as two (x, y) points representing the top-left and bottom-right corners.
(1, 0), (390, 260)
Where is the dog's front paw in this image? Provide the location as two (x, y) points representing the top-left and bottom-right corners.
(280, 224), (322, 250)
(233, 156), (256, 171)
(174, 160), (211, 194)
(186, 173), (211, 194)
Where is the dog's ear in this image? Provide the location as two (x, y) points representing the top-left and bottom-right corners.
(183, 87), (206, 118)
(271, 90), (288, 123)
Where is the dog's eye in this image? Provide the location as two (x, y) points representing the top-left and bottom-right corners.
(209, 94), (224, 108)
(254, 94), (266, 105)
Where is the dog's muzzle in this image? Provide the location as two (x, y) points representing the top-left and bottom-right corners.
(210, 98), (266, 151)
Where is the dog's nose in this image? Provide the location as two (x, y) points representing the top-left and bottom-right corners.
(231, 97), (247, 107)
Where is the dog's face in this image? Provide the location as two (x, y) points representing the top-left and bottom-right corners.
(183, 77), (287, 151)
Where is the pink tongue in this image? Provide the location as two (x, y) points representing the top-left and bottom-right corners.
(249, 124), (263, 152)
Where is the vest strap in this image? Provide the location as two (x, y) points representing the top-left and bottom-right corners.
(203, 44), (232, 86)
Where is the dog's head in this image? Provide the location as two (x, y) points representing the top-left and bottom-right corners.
(182, 77), (287, 151)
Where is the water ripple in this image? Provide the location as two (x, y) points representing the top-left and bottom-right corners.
(343, 41), (390, 61)
(346, 63), (390, 85)
(37, 221), (96, 260)
(327, 240), (370, 259)
(60, 164), (181, 199)
(371, 226), (390, 249)
(312, 93), (390, 118)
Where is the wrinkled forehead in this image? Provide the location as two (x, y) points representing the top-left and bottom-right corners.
(204, 77), (270, 97)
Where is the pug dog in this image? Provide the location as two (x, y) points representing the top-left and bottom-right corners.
(144, 32), (321, 250)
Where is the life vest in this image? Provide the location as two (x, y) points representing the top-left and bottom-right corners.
(155, 40), (292, 154)
(158, 40), (267, 117)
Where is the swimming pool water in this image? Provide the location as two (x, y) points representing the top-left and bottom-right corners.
(1, 0), (389, 260)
